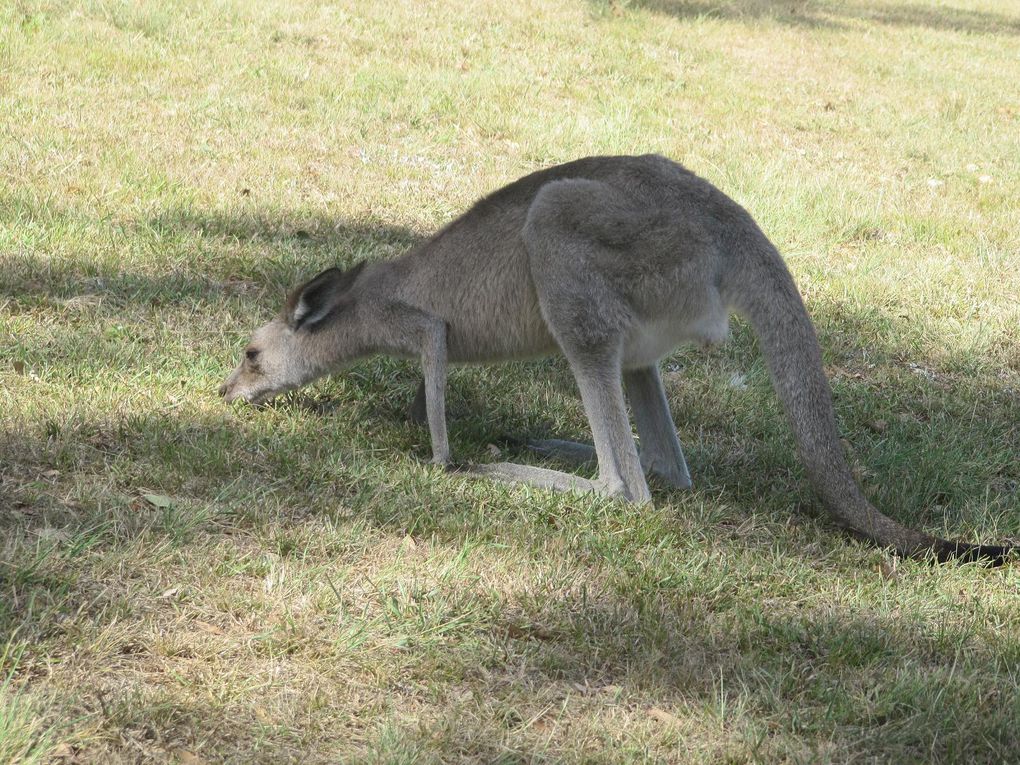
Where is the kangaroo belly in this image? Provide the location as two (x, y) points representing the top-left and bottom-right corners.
(623, 296), (730, 368)
(446, 298), (556, 362)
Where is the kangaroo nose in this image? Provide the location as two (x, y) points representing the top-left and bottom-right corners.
(218, 383), (228, 397)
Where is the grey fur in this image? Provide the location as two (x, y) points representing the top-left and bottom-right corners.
(220, 154), (1013, 565)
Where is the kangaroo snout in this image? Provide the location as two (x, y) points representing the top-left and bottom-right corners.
(218, 368), (244, 403)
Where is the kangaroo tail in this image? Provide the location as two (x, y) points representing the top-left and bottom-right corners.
(725, 227), (1012, 566)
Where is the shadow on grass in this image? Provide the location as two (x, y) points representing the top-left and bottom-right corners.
(143, 207), (423, 251)
(1, 400), (1017, 761)
(403, 599), (1019, 761)
(0, 204), (424, 310)
(607, 0), (1020, 36)
(1, 350), (1018, 758)
(3, 293), (1017, 555)
(31, 584), (1016, 760)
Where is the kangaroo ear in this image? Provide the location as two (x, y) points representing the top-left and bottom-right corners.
(286, 262), (365, 331)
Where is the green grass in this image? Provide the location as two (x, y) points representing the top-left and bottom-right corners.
(2, 0), (1019, 761)
(0, 640), (57, 765)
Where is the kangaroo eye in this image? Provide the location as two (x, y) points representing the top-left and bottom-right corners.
(245, 348), (260, 362)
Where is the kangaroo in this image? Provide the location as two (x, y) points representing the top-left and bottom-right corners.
(220, 154), (1014, 565)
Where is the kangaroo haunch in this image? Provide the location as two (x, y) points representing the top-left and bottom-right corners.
(221, 154), (1014, 565)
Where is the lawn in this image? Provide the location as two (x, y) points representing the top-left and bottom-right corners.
(1, 0), (1019, 762)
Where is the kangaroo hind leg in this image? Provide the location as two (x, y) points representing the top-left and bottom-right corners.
(467, 176), (653, 504)
(624, 365), (692, 489)
(522, 177), (651, 503)
(471, 353), (649, 503)
(527, 365), (692, 491)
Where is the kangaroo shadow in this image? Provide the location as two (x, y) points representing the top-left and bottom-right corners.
(6, 271), (1014, 539)
(611, 0), (1020, 36)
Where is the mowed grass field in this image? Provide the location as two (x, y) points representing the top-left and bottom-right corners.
(2, 0), (1020, 761)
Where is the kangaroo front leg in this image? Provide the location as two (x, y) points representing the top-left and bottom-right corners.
(623, 365), (692, 489)
(420, 321), (450, 465)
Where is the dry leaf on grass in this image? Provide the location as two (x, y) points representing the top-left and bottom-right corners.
(194, 620), (224, 635)
(648, 707), (681, 725)
(49, 743), (76, 760)
(141, 493), (174, 509)
(505, 623), (555, 641)
(172, 750), (208, 765)
(35, 527), (71, 543)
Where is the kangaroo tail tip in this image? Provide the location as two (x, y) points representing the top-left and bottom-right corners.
(930, 540), (1015, 567)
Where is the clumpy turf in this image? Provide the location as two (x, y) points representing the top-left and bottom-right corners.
(1, 0), (1019, 762)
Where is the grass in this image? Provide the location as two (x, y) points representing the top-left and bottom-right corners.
(1, 0), (1019, 761)
(0, 640), (56, 765)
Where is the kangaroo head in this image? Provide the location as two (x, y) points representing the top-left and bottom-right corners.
(219, 263), (366, 405)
